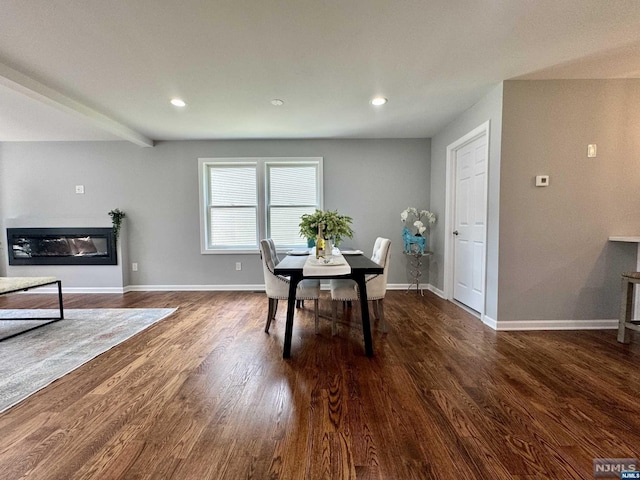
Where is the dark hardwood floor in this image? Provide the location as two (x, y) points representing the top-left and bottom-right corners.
(0, 290), (638, 479)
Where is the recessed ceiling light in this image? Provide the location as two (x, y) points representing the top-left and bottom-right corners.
(270, 99), (284, 106)
(170, 98), (186, 107)
(371, 96), (387, 106)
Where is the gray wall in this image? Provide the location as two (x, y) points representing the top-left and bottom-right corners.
(499, 79), (640, 321)
(0, 138), (430, 288)
(429, 83), (503, 321)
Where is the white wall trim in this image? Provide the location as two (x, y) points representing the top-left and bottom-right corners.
(19, 282), (434, 294)
(483, 314), (498, 329)
(127, 283), (434, 293)
(127, 283), (440, 293)
(21, 286), (126, 294)
(426, 284), (445, 298)
(125, 284), (265, 292)
(387, 283), (435, 292)
(494, 319), (618, 331)
(16, 286), (623, 332)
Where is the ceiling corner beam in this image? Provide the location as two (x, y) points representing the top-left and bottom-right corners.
(0, 61), (154, 147)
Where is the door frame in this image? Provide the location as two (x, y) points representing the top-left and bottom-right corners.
(444, 120), (490, 320)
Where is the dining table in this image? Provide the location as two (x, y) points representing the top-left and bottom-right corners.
(274, 251), (384, 358)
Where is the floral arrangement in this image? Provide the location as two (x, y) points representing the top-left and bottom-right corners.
(401, 207), (436, 236)
(299, 209), (354, 246)
(108, 208), (126, 243)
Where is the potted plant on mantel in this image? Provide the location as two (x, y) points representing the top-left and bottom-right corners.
(108, 208), (126, 246)
(299, 209), (354, 250)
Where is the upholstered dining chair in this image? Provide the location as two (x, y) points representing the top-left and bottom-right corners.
(260, 239), (321, 334)
(329, 237), (391, 335)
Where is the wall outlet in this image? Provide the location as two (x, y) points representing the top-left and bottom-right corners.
(132, 262), (138, 271)
(75, 185), (85, 194)
(535, 175), (549, 187)
(235, 262), (242, 271)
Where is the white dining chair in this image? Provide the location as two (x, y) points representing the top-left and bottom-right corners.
(260, 239), (321, 334)
(329, 237), (391, 335)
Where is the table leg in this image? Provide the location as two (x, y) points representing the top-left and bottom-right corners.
(57, 280), (64, 320)
(283, 273), (302, 358)
(635, 243), (640, 320)
(354, 273), (374, 357)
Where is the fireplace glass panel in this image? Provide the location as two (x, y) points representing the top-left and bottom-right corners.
(7, 228), (117, 265)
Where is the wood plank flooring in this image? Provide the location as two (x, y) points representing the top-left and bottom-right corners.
(0, 290), (639, 479)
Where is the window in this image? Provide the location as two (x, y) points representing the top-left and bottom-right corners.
(199, 157), (323, 253)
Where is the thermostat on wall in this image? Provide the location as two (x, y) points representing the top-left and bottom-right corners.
(535, 175), (549, 187)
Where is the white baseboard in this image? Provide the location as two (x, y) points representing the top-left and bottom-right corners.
(415, 287), (618, 332)
(387, 283), (418, 291)
(124, 284), (265, 292)
(426, 284), (445, 298)
(483, 314), (498, 329)
(20, 283), (420, 294)
(464, 312), (617, 331)
(129, 283), (440, 294)
(20, 284), (263, 294)
(386, 283), (442, 293)
(20, 286), (126, 294)
(494, 318), (619, 331)
(15, 285), (623, 332)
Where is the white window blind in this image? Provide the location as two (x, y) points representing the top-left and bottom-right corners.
(208, 165), (257, 248)
(199, 157), (322, 253)
(268, 164), (319, 245)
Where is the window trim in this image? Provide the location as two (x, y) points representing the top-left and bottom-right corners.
(199, 157), (323, 254)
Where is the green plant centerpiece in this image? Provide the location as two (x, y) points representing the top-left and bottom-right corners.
(299, 209), (354, 247)
(108, 208), (126, 245)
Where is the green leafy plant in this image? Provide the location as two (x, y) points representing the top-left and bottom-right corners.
(108, 208), (126, 244)
(299, 209), (354, 246)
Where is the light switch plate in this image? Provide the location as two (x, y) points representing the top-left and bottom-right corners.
(535, 175), (549, 187)
(587, 144), (597, 158)
(75, 185), (85, 194)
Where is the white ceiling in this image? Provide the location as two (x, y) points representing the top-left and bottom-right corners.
(2, 0), (640, 146)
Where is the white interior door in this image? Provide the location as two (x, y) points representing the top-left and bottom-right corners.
(453, 132), (487, 313)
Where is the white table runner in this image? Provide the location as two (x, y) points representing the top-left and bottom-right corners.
(303, 254), (351, 276)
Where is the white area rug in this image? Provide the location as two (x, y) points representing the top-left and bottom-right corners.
(0, 308), (177, 413)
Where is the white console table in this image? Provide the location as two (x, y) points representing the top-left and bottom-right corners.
(609, 236), (640, 319)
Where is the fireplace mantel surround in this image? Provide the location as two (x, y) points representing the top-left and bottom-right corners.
(3, 217), (129, 293)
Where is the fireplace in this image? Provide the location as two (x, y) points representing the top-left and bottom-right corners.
(7, 227), (117, 266)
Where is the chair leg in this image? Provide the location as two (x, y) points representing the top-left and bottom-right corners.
(332, 301), (338, 336)
(314, 299), (319, 334)
(378, 300), (387, 333)
(265, 298), (278, 333)
(619, 278), (633, 343)
(372, 300), (379, 319)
